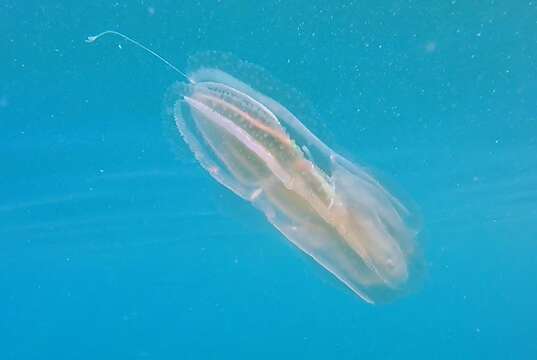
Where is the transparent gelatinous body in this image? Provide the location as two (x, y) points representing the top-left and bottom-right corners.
(169, 65), (420, 304)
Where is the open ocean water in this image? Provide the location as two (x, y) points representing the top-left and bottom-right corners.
(2, 1), (536, 359)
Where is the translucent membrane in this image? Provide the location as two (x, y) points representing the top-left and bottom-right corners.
(170, 66), (421, 304)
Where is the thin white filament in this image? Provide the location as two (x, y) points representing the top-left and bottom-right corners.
(86, 30), (194, 84)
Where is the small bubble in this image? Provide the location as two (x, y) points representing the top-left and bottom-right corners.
(424, 41), (437, 53)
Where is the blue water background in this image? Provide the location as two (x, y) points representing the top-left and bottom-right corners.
(2, 1), (536, 359)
